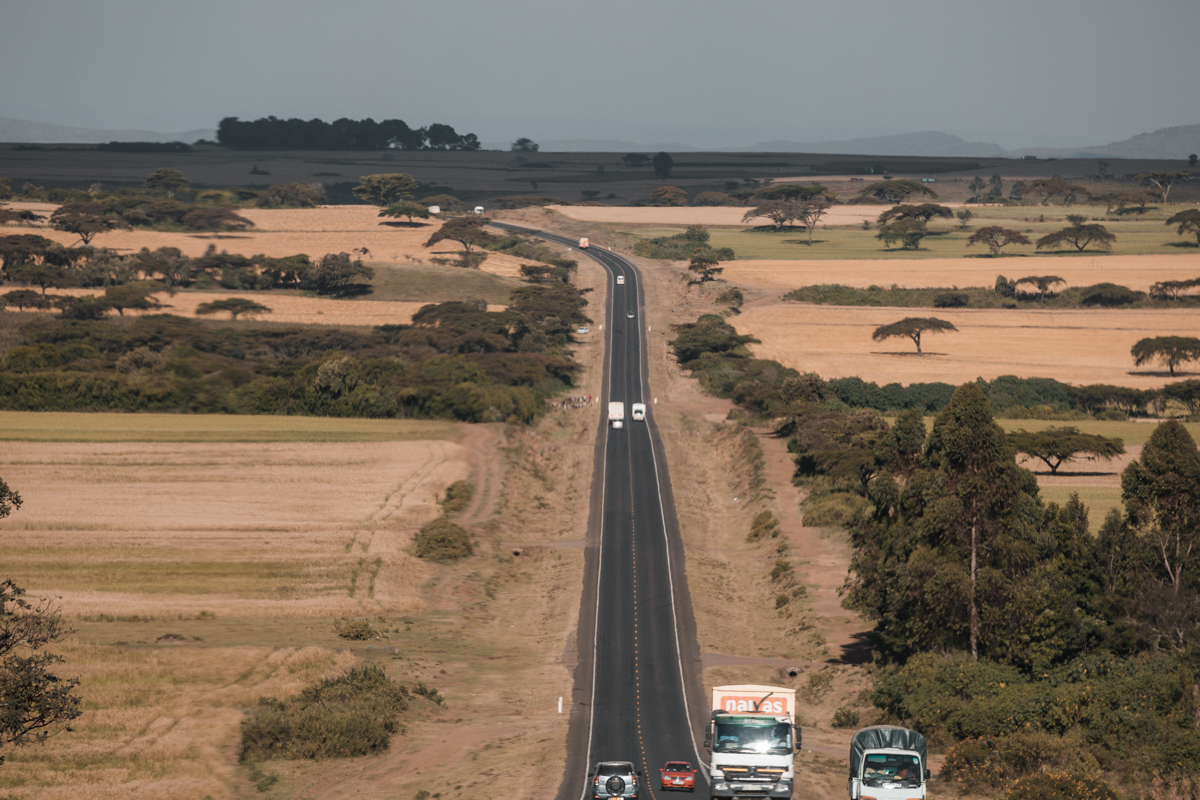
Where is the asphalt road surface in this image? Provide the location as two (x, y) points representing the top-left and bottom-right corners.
(492, 225), (710, 800)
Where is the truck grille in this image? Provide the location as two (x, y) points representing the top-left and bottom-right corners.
(719, 766), (784, 781)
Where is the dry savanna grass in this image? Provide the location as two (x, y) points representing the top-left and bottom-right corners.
(733, 304), (1200, 390)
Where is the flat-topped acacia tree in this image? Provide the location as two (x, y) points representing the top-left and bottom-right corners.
(966, 226), (1031, 256)
(872, 317), (958, 355)
(1015, 275), (1065, 303)
(1131, 336), (1200, 376)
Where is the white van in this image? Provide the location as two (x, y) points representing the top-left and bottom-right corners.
(631, 403), (646, 421)
(616, 276), (625, 285)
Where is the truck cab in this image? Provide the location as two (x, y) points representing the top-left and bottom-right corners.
(706, 686), (798, 800)
(631, 403), (646, 421)
(849, 727), (928, 800)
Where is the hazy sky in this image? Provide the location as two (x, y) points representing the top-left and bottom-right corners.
(2, 0), (1196, 149)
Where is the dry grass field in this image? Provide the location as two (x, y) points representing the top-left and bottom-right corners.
(8, 203), (540, 280)
(731, 303), (1199, 390)
(552, 204), (886, 227)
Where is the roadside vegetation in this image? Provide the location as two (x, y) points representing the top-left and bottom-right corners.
(668, 311), (1200, 795)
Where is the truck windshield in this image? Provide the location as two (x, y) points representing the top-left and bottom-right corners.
(713, 720), (792, 755)
(862, 754), (921, 788)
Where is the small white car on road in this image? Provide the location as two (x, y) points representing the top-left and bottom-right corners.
(616, 276), (625, 285)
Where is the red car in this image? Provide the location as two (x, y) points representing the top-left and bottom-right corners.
(660, 762), (697, 792)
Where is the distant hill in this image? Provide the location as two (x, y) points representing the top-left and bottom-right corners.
(0, 116), (215, 144)
(729, 131), (1008, 158)
(483, 138), (701, 153)
(1008, 124), (1200, 160)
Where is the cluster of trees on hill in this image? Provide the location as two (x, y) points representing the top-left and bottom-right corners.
(0, 283), (590, 422)
(667, 312), (1200, 788)
(216, 117), (481, 151)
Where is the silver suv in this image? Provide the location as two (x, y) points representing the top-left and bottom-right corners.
(591, 761), (641, 799)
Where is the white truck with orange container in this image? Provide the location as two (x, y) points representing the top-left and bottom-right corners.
(705, 685), (799, 800)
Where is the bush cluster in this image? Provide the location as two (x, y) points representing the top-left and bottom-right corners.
(439, 481), (474, 515)
(633, 225), (734, 261)
(0, 284), (590, 422)
(414, 519), (473, 561)
(239, 666), (410, 761)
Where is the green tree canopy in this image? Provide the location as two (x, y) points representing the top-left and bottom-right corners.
(1165, 209), (1200, 246)
(1007, 427), (1125, 474)
(1036, 218), (1116, 252)
(1137, 171), (1190, 203)
(872, 317), (958, 355)
(1122, 420), (1200, 594)
(1025, 178), (1089, 205)
(352, 173), (419, 206)
(379, 201), (431, 224)
(966, 226), (1031, 255)
(424, 216), (495, 254)
(686, 249), (723, 283)
(510, 138), (539, 152)
(755, 184), (834, 203)
(742, 199), (799, 230)
(143, 168), (188, 197)
(103, 281), (166, 316)
(256, 183), (324, 208)
(1131, 336), (1200, 376)
(48, 202), (130, 245)
(195, 297), (272, 319)
(875, 217), (929, 250)
(854, 179), (937, 204)
(877, 203), (953, 226)
(648, 185), (687, 206)
(0, 289), (51, 311)
(10, 263), (78, 296)
(1014, 275), (1065, 303)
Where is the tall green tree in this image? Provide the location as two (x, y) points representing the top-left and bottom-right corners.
(1137, 172), (1190, 203)
(379, 201), (431, 224)
(875, 218), (929, 250)
(686, 249), (722, 283)
(854, 179), (937, 204)
(652, 151), (674, 180)
(1036, 216), (1116, 252)
(877, 203), (953, 226)
(1121, 421), (1200, 595)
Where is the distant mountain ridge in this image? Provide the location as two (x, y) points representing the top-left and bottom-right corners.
(4, 115), (1197, 160)
(0, 116), (214, 144)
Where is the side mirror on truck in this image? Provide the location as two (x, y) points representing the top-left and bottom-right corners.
(925, 769), (931, 781)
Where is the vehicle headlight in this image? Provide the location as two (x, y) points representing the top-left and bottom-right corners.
(715, 783), (729, 791)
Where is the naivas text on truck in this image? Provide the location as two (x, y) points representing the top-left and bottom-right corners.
(705, 685), (799, 799)
(848, 726), (929, 800)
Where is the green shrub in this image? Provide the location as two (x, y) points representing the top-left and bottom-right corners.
(933, 291), (969, 308)
(748, 510), (781, 542)
(414, 519), (473, 561)
(770, 559), (793, 581)
(831, 706), (860, 729)
(1079, 282), (1143, 307)
(942, 734), (1101, 791)
(411, 682), (445, 706)
(715, 287), (744, 307)
(439, 480), (474, 515)
(240, 665), (410, 761)
(775, 593), (790, 609)
(334, 618), (378, 640)
(1004, 773), (1116, 800)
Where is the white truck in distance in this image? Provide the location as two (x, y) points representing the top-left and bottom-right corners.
(608, 402), (625, 429)
(631, 403), (646, 421)
(706, 685), (798, 800)
(848, 726), (928, 800)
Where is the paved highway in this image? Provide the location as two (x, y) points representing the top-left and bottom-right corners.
(493, 225), (709, 800)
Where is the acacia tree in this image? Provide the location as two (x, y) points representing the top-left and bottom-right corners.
(955, 209), (974, 229)
(854, 179), (937, 204)
(872, 317), (958, 355)
(1025, 178), (1089, 205)
(875, 218), (928, 250)
(379, 201), (431, 224)
(794, 197), (833, 245)
(1122, 421), (1200, 595)
(1036, 216), (1116, 252)
(195, 298), (272, 319)
(49, 202), (130, 245)
(510, 138), (539, 152)
(1138, 172), (1190, 203)
(742, 200), (798, 230)
(1165, 209), (1200, 246)
(687, 249), (723, 283)
(103, 281), (166, 316)
(352, 173), (418, 205)
(966, 226), (1031, 255)
(1014, 275), (1065, 303)
(755, 184), (834, 204)
(0, 289), (51, 311)
(877, 203), (953, 226)
(1131, 336), (1200, 376)
(1007, 427), (1125, 474)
